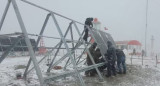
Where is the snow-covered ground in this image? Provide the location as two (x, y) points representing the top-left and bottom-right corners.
(1, 55), (160, 86)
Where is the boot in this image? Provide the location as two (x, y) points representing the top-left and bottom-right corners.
(117, 71), (122, 74)
(105, 74), (111, 77)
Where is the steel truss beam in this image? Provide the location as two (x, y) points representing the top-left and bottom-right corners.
(47, 21), (73, 72)
(44, 62), (105, 83)
(21, 0), (85, 26)
(0, 0), (118, 86)
(50, 13), (86, 86)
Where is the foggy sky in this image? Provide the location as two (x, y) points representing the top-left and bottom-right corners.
(0, 0), (160, 53)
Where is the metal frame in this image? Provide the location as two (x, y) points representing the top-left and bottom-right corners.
(0, 0), (44, 85)
(47, 21), (73, 72)
(50, 13), (86, 86)
(0, 0), (118, 86)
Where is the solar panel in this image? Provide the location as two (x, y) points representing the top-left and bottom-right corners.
(90, 29), (116, 56)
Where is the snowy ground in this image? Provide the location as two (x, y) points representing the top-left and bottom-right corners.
(1, 55), (160, 86)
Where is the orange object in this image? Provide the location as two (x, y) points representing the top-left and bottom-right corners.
(94, 18), (98, 22)
(39, 38), (47, 54)
(104, 27), (108, 30)
(90, 37), (95, 43)
(53, 66), (62, 70)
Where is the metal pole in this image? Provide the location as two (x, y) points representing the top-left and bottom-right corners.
(23, 13), (51, 78)
(156, 54), (157, 67)
(145, 0), (148, 57)
(0, 0), (11, 31)
(151, 35), (154, 57)
(51, 14), (86, 86)
(131, 55), (132, 65)
(11, 0), (44, 85)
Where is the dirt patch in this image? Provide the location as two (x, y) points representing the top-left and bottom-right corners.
(14, 65), (26, 70)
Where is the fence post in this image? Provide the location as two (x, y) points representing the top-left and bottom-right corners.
(156, 54), (157, 67)
(142, 55), (143, 65)
(131, 55), (132, 65)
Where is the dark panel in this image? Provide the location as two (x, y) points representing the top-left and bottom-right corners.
(0, 37), (36, 51)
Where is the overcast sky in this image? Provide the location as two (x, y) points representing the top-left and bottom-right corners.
(0, 0), (160, 53)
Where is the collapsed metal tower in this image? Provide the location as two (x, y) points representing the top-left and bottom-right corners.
(0, 0), (116, 86)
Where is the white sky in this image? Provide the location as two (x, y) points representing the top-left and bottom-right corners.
(0, 0), (160, 53)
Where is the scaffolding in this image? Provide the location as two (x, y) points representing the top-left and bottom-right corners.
(0, 0), (116, 86)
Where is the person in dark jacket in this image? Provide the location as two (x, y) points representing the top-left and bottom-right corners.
(98, 56), (107, 72)
(105, 41), (117, 77)
(94, 48), (102, 63)
(89, 48), (103, 75)
(85, 42), (97, 76)
(116, 49), (126, 74)
(83, 18), (94, 42)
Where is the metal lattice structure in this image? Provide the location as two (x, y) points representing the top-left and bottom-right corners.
(0, 0), (116, 86)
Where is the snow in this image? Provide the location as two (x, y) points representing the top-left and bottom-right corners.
(1, 55), (160, 86)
